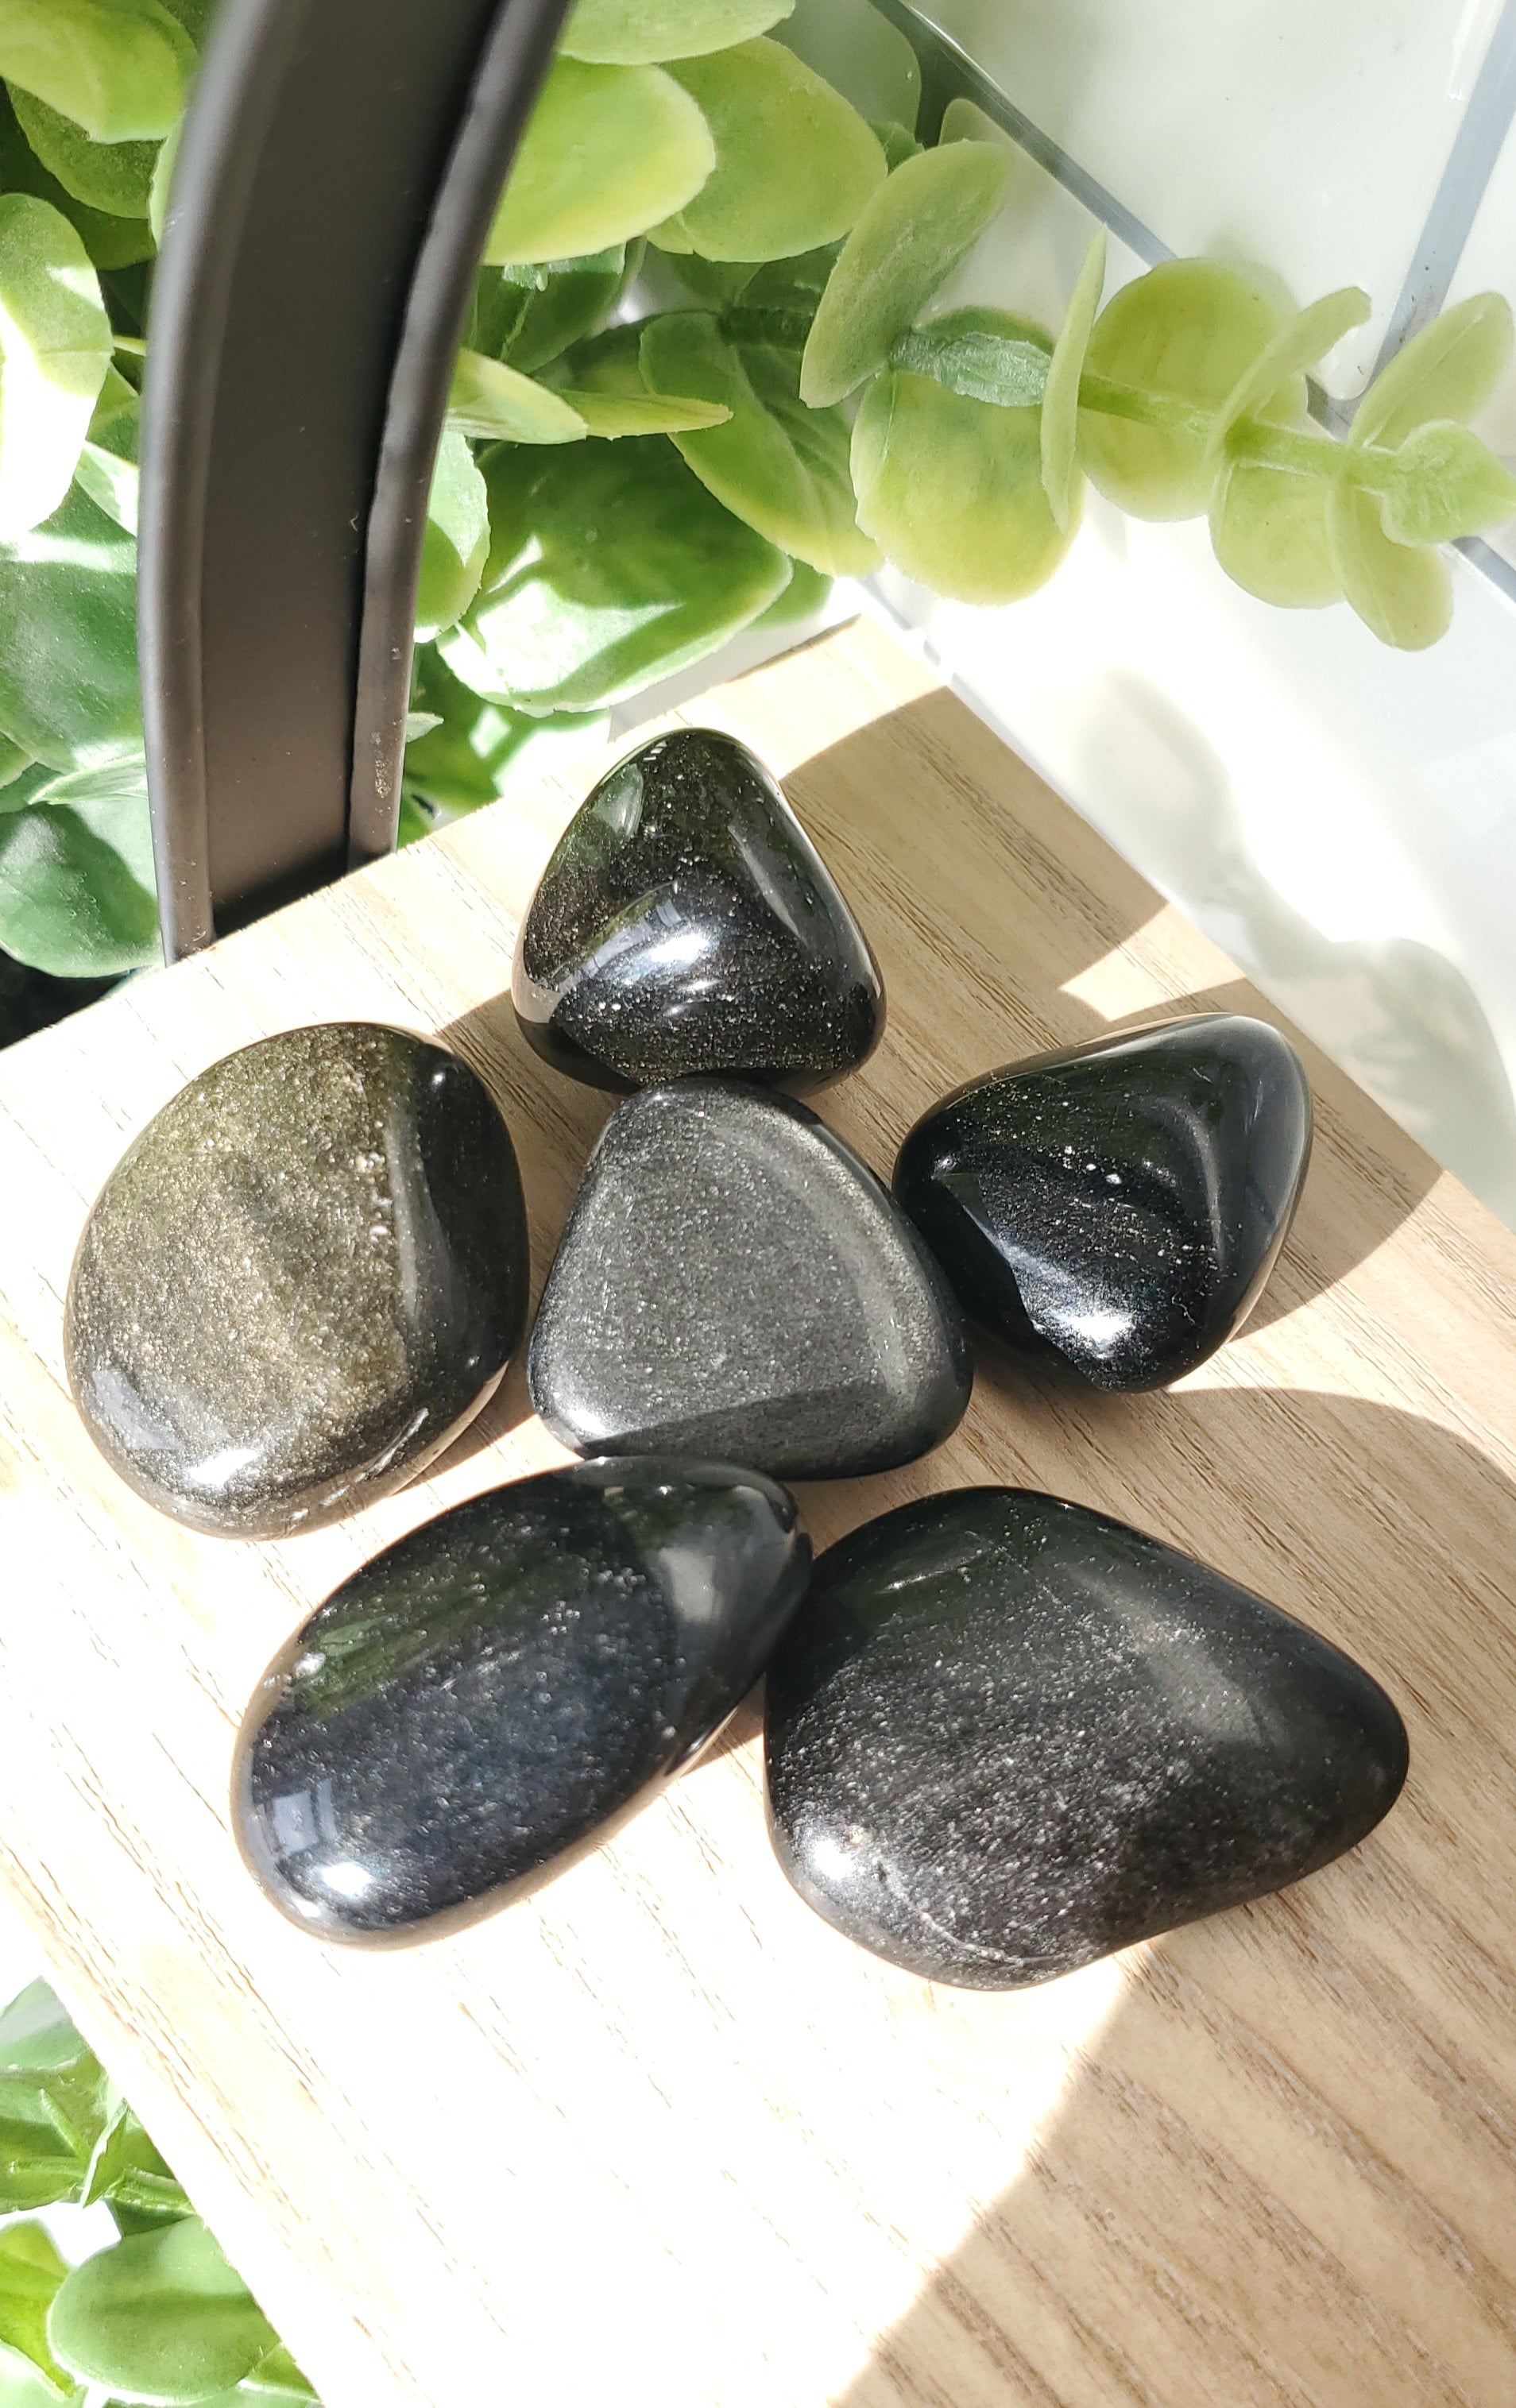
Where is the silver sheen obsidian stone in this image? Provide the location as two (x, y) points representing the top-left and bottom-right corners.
(235, 1459), (810, 1943)
(765, 1488), (1408, 1989)
(528, 1079), (972, 1482)
(894, 1014), (1313, 1390)
(65, 1022), (528, 1537)
(512, 729), (884, 1092)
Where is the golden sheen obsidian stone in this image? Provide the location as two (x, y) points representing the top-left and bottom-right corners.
(765, 1489), (1409, 1989)
(512, 729), (884, 1092)
(65, 1023), (528, 1538)
(235, 1459), (810, 1943)
(894, 1013), (1313, 1390)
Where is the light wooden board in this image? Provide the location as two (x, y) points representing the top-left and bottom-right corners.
(3, 616), (1516, 2408)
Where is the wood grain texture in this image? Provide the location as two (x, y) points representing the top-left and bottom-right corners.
(2, 616), (1516, 2407)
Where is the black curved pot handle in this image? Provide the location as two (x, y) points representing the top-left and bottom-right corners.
(138, 0), (569, 959)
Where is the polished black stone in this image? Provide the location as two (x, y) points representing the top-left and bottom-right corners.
(894, 1014), (1313, 1390)
(765, 1488), (1407, 1989)
(65, 1023), (528, 1538)
(529, 1079), (972, 1481)
(512, 729), (884, 1092)
(235, 1459), (810, 1942)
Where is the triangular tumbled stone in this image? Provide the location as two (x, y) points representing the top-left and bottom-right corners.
(512, 729), (884, 1091)
(236, 1459), (810, 1942)
(65, 1023), (528, 1537)
(765, 1488), (1407, 1989)
(529, 1079), (971, 1480)
(894, 1013), (1312, 1390)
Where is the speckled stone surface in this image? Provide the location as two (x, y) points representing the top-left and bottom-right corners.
(765, 1488), (1407, 1989)
(529, 1079), (972, 1481)
(235, 1459), (810, 1942)
(894, 1014), (1313, 1390)
(512, 729), (884, 1092)
(65, 1023), (528, 1538)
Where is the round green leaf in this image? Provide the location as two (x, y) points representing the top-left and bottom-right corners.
(446, 350), (587, 443)
(0, 482), (141, 771)
(0, 193), (114, 540)
(1209, 456), (1341, 607)
(483, 58), (714, 265)
(852, 365), (1076, 604)
(656, 41), (884, 264)
(7, 87), (157, 217)
(439, 435), (791, 713)
(1352, 292), (1514, 452)
(406, 648), (607, 821)
(1379, 419), (1516, 545)
(48, 2221), (277, 2406)
(752, 554), (831, 627)
(560, 0), (794, 64)
(0, 0), (193, 141)
(1080, 258), (1298, 520)
(415, 429), (489, 638)
(1325, 480), (1452, 650)
(503, 245), (628, 373)
(1041, 230), (1106, 531)
(640, 310), (877, 573)
(889, 306), (1051, 408)
(800, 141), (1013, 407)
(0, 791), (157, 974)
(1201, 284), (1370, 485)
(0, 87), (152, 266)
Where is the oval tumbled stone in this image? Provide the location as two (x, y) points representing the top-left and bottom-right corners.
(65, 1022), (528, 1538)
(234, 1459), (810, 1942)
(765, 1488), (1408, 1989)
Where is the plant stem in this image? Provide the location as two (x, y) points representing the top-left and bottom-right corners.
(1076, 372), (1397, 489)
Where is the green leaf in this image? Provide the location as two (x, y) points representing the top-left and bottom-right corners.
(0, 0), (193, 141)
(414, 430), (489, 640)
(235, 2343), (319, 2401)
(1379, 418), (1516, 544)
(0, 729), (30, 787)
(1079, 257), (1297, 520)
(1202, 284), (1370, 483)
(800, 141), (1013, 407)
(0, 194), (114, 539)
(1325, 480), (1452, 649)
(439, 435), (791, 713)
(853, 366), (1076, 604)
(405, 644), (605, 818)
(0, 481), (141, 769)
(84, 2105), (189, 2224)
(1209, 456), (1342, 607)
(6, 87), (157, 218)
(1352, 292), (1514, 451)
(639, 311), (877, 573)
(888, 306), (1051, 408)
(0, 789), (158, 973)
(0, 87), (151, 268)
(1042, 231), (1106, 531)
(0, 1985), (88, 2077)
(752, 554), (830, 628)
(445, 350), (586, 444)
(560, 0), (794, 62)
(73, 439), (138, 530)
(0, 2337), (74, 2408)
(872, 118), (922, 172)
(47, 2221), (279, 2406)
(556, 387), (730, 437)
(147, 112), (179, 244)
(656, 41), (884, 264)
(0, 2222), (71, 2394)
(501, 244), (628, 374)
(483, 58), (714, 265)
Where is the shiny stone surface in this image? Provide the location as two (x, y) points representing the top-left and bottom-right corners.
(512, 729), (884, 1092)
(236, 1459), (810, 1943)
(66, 1022), (528, 1537)
(894, 1013), (1313, 1390)
(529, 1079), (972, 1481)
(765, 1487), (1408, 1989)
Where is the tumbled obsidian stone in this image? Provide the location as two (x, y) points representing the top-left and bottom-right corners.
(65, 1023), (528, 1538)
(894, 1014), (1312, 1390)
(235, 1459), (810, 1942)
(512, 729), (884, 1092)
(529, 1078), (971, 1481)
(765, 1488), (1407, 1989)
